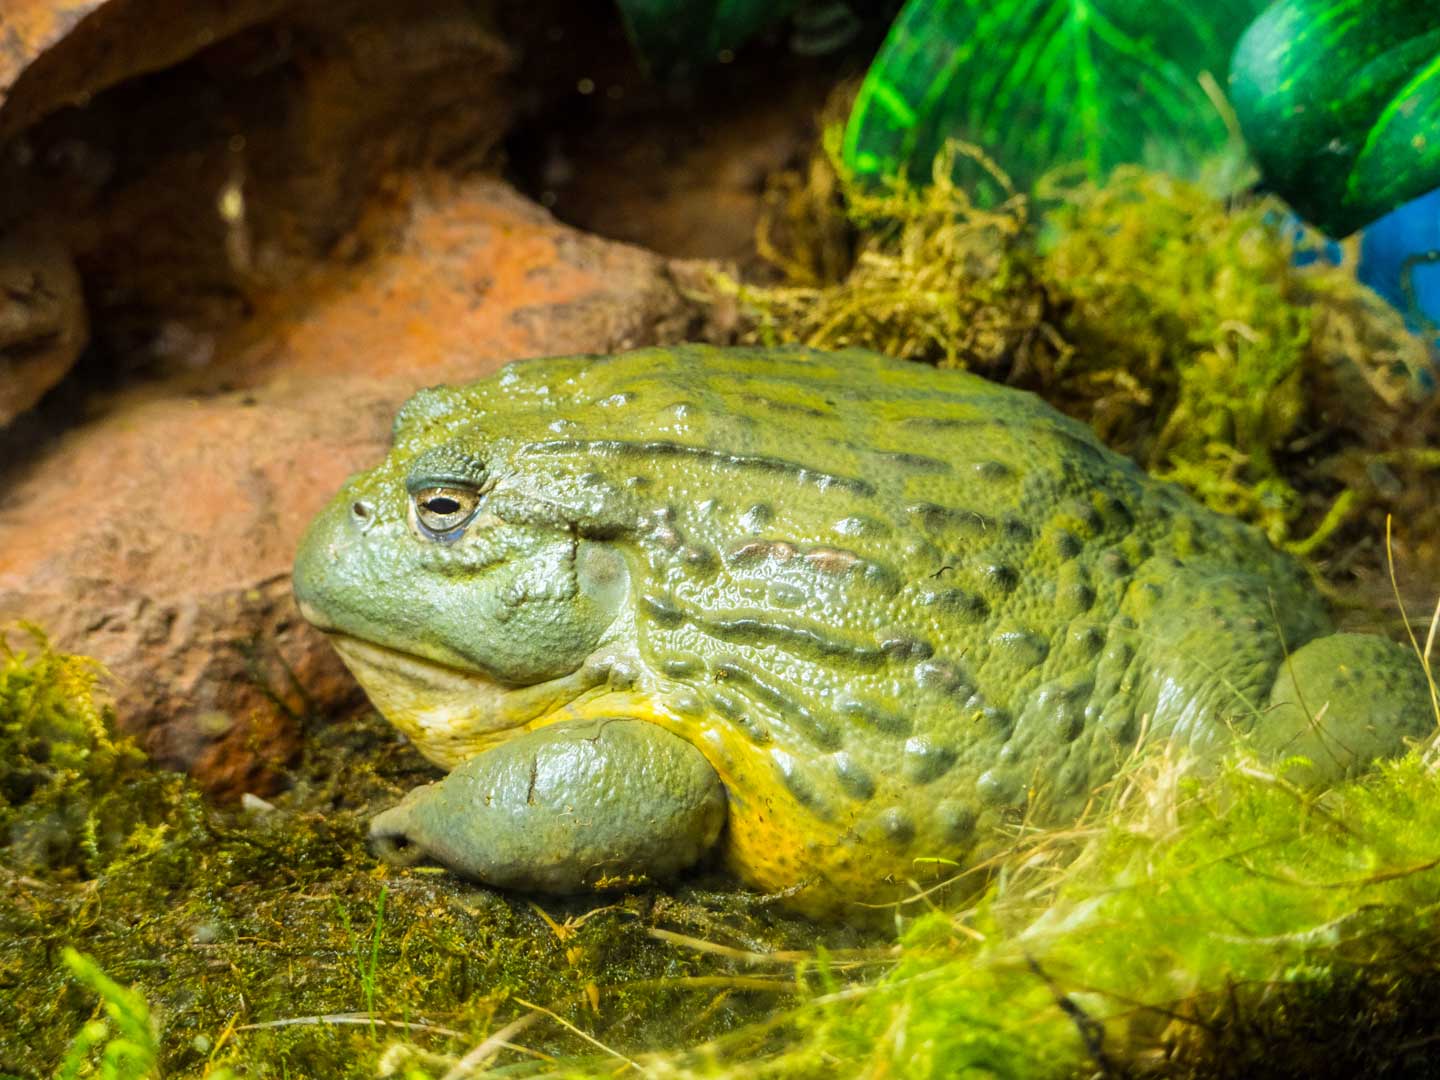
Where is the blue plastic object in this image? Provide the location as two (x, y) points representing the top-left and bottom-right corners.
(1357, 185), (1440, 346)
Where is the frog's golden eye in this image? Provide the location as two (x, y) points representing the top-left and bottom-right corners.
(412, 486), (481, 538)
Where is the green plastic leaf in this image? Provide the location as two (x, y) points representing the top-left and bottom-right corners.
(617, 0), (798, 79)
(843, 0), (1267, 192)
(1230, 0), (1440, 237)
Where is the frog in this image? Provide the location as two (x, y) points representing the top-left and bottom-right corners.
(292, 344), (1434, 917)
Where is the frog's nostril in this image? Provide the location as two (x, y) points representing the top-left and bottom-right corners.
(350, 500), (376, 530)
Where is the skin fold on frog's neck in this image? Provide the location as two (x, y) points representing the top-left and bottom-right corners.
(320, 590), (648, 768)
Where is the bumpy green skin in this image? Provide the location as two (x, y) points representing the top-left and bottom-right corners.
(370, 719), (726, 892)
(293, 345), (1433, 913)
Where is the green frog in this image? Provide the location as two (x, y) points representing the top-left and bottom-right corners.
(293, 345), (1432, 915)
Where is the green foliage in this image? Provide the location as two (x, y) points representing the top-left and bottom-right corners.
(336, 885), (389, 1036)
(842, 0), (1264, 195)
(1, 625), (119, 779)
(1231, 0), (1440, 237)
(56, 950), (161, 1080)
(55, 950), (240, 1080)
(616, 0), (797, 78)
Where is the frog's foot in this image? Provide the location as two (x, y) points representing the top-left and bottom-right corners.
(1258, 633), (1436, 786)
(369, 718), (726, 894)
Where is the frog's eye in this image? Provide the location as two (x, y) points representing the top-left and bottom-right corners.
(412, 486), (481, 538)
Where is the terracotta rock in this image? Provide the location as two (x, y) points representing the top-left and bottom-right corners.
(0, 224), (87, 424)
(0, 176), (703, 797)
(0, 379), (384, 797)
(220, 175), (705, 389)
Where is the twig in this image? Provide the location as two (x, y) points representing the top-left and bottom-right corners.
(441, 1011), (544, 1080)
(647, 927), (883, 967)
(513, 997), (643, 1072)
(237, 1014), (464, 1037)
(1025, 954), (1116, 1077)
(1386, 516), (1440, 726)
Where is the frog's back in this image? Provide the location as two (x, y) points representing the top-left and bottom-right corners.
(412, 346), (1332, 901)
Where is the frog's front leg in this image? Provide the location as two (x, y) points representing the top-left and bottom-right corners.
(369, 718), (726, 893)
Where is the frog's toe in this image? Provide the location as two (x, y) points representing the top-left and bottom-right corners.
(369, 801), (430, 867)
(1259, 632), (1435, 786)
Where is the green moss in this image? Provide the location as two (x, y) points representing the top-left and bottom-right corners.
(0, 625), (153, 877)
(40, 720), (1440, 1078)
(732, 133), (1048, 372)
(720, 135), (1439, 571)
(26, 630), (1440, 1080)
(1040, 169), (1428, 557)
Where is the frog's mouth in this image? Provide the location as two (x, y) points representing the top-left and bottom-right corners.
(318, 631), (592, 769)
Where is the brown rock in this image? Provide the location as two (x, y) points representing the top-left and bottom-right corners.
(0, 224), (87, 424)
(0, 176), (703, 797)
(0, 0), (288, 141)
(1, 0), (515, 367)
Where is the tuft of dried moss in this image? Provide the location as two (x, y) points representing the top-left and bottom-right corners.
(718, 135), (1440, 578)
(736, 131), (1053, 374)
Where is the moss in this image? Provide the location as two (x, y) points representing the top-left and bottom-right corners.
(1040, 169), (1429, 557)
(30, 640), (1440, 1080)
(733, 132), (1050, 373)
(719, 135), (1440, 579)
(0, 625), (153, 878)
(0, 629), (867, 1079)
